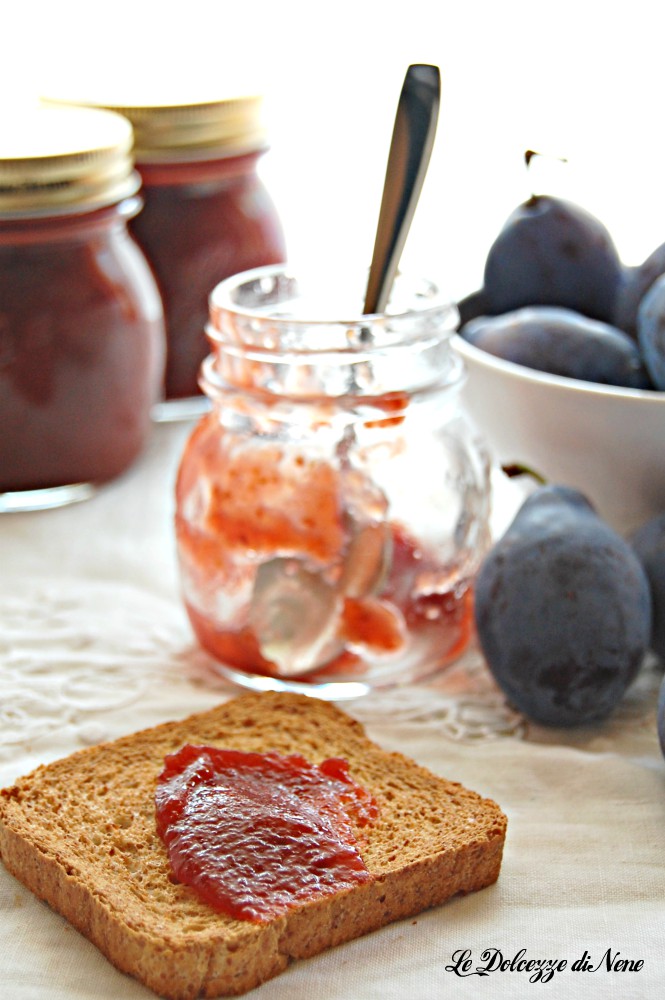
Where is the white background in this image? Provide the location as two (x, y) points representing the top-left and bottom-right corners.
(3, 0), (665, 299)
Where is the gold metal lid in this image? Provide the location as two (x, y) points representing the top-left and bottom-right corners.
(0, 105), (139, 218)
(41, 94), (267, 163)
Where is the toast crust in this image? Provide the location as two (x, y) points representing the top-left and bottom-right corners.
(0, 691), (507, 999)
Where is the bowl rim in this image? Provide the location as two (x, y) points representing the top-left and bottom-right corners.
(451, 333), (665, 404)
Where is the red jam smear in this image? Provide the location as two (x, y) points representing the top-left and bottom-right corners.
(176, 420), (346, 564)
(155, 745), (378, 922)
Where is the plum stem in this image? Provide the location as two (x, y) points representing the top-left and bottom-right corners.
(524, 148), (568, 169)
(501, 463), (548, 485)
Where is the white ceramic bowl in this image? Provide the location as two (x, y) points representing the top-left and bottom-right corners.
(452, 333), (665, 536)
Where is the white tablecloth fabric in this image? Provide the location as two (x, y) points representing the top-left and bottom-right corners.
(1, 421), (663, 1000)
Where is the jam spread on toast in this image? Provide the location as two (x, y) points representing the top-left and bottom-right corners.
(155, 745), (378, 922)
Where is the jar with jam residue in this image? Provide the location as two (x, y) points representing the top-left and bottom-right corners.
(0, 106), (165, 512)
(43, 94), (286, 416)
(175, 266), (491, 698)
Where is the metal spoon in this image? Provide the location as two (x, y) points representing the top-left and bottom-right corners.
(363, 64), (441, 315)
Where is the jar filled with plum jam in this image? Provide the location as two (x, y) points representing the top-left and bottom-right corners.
(44, 94), (286, 416)
(175, 265), (491, 698)
(0, 106), (165, 512)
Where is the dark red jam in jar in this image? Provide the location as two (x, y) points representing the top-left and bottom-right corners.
(155, 745), (378, 922)
(0, 106), (165, 511)
(45, 95), (286, 414)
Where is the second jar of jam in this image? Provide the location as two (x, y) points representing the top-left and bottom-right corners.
(44, 94), (287, 415)
(0, 105), (165, 511)
(175, 266), (492, 698)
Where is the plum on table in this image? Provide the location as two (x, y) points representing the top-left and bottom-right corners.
(474, 485), (652, 727)
(631, 512), (665, 664)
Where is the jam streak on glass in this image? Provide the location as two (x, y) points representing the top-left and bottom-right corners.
(175, 413), (475, 684)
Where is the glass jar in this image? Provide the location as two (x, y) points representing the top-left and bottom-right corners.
(175, 265), (491, 698)
(0, 106), (165, 512)
(43, 94), (286, 416)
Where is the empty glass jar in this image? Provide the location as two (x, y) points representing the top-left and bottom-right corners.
(175, 265), (491, 698)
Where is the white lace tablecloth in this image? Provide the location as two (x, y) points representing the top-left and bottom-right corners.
(1, 421), (663, 1000)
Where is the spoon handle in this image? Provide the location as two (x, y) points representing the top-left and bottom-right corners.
(363, 64), (441, 315)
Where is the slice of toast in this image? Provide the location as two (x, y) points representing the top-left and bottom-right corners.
(0, 691), (506, 999)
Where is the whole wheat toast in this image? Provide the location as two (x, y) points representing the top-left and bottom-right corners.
(0, 691), (506, 999)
